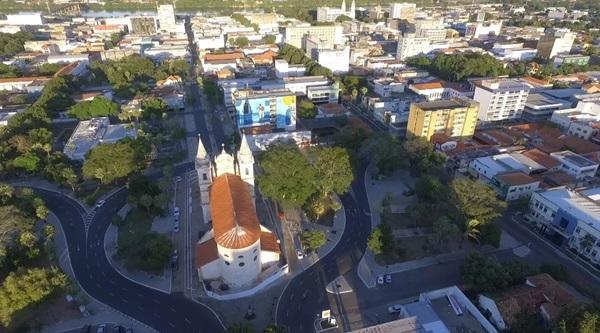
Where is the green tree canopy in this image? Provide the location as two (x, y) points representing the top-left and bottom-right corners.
(0, 32), (31, 57)
(402, 137), (445, 176)
(300, 230), (326, 252)
(37, 63), (62, 76)
(141, 96), (170, 120)
(297, 99), (317, 119)
(449, 178), (507, 224)
(556, 305), (600, 333)
(309, 146), (354, 196)
(361, 133), (406, 176)
(82, 140), (144, 184)
(406, 52), (508, 82)
(261, 34), (276, 44)
(367, 227), (384, 254)
(67, 96), (120, 120)
(258, 145), (317, 208)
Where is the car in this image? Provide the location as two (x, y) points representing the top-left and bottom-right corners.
(97, 324), (106, 333)
(388, 304), (403, 313)
(173, 207), (180, 218)
(96, 200), (106, 208)
(176, 176), (182, 182)
(385, 274), (392, 283)
(296, 250), (304, 259)
(376, 275), (384, 285)
(174, 221), (180, 233)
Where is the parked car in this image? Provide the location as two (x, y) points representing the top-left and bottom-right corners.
(173, 207), (180, 218)
(376, 275), (384, 285)
(176, 176), (182, 182)
(385, 274), (392, 283)
(388, 304), (403, 313)
(296, 250), (304, 259)
(174, 221), (180, 233)
(97, 324), (106, 333)
(96, 200), (105, 208)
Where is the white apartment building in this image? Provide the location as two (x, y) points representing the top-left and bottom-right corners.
(389, 3), (417, 22)
(317, 0), (355, 22)
(372, 78), (406, 98)
(0, 12), (44, 26)
(414, 18), (447, 42)
(465, 21), (503, 39)
(283, 25), (343, 49)
(157, 5), (177, 33)
(315, 46), (350, 74)
(536, 28), (576, 59)
(274, 59), (306, 78)
(307, 84), (340, 104)
(473, 79), (532, 122)
(550, 151), (599, 180)
(63, 117), (137, 161)
(396, 33), (431, 60)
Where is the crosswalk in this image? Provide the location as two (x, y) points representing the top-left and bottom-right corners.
(84, 209), (96, 235)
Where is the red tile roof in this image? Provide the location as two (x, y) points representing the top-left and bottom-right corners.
(204, 52), (244, 62)
(495, 171), (538, 186)
(195, 238), (219, 268)
(521, 148), (561, 170)
(260, 231), (280, 253)
(210, 173), (261, 249)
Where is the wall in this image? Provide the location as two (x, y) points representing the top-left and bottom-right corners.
(204, 265), (289, 300)
(233, 94), (296, 130)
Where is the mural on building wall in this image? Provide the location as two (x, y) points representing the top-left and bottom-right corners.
(233, 94), (296, 129)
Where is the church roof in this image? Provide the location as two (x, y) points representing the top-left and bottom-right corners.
(210, 173), (261, 249)
(195, 238), (219, 268)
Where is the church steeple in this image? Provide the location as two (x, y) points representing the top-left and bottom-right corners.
(350, 0), (356, 18)
(341, 0), (346, 11)
(236, 134), (255, 206)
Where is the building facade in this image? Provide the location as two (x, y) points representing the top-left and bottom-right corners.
(232, 89), (297, 131)
(389, 3), (417, 22)
(396, 33), (431, 60)
(283, 25), (343, 49)
(473, 79), (532, 122)
(407, 96), (479, 140)
(536, 29), (575, 59)
(316, 0), (356, 22)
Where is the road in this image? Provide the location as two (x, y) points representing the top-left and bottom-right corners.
(36, 187), (225, 333)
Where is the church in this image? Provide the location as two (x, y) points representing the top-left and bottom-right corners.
(194, 135), (281, 288)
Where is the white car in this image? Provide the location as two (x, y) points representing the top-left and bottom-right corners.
(385, 274), (392, 283)
(173, 207), (180, 218)
(176, 176), (182, 182)
(376, 275), (384, 285)
(388, 304), (403, 313)
(296, 250), (304, 259)
(96, 200), (105, 208)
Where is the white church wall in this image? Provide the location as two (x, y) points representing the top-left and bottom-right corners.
(218, 241), (262, 287)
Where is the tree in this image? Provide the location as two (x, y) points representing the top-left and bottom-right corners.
(367, 227), (384, 254)
(12, 153), (41, 173)
(300, 230), (326, 252)
(141, 97), (169, 120)
(310, 147), (354, 196)
(258, 145), (317, 208)
(297, 99), (317, 119)
(459, 219), (482, 247)
(234, 37), (249, 47)
(335, 14), (353, 22)
(136, 233), (172, 271)
(67, 97), (120, 120)
(0, 267), (68, 326)
(361, 133), (406, 176)
(227, 323), (255, 333)
(428, 217), (459, 252)
(351, 88), (358, 101)
(449, 178), (507, 225)
(461, 252), (510, 292)
(414, 174), (444, 202)
(37, 63), (62, 76)
(33, 197), (49, 220)
(402, 137), (445, 176)
(556, 305), (600, 333)
(82, 141), (143, 184)
(0, 205), (36, 259)
(261, 35), (276, 44)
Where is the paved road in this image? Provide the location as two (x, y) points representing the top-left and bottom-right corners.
(276, 163), (372, 332)
(36, 188), (225, 333)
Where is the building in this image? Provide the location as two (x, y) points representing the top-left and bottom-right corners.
(522, 93), (571, 122)
(389, 3), (417, 22)
(536, 29), (576, 60)
(63, 117), (137, 161)
(491, 171), (540, 201)
(528, 186), (600, 257)
(473, 79), (532, 122)
(372, 78), (406, 98)
(157, 4), (177, 33)
(232, 89), (296, 131)
(469, 153), (546, 183)
(274, 59), (306, 78)
(307, 84), (340, 104)
(0, 12), (44, 26)
(396, 33), (431, 60)
(194, 135), (281, 288)
(465, 21), (503, 39)
(407, 96), (479, 141)
(283, 25), (343, 49)
(0, 76), (51, 92)
(550, 151), (599, 179)
(408, 81), (469, 101)
(313, 46), (350, 74)
(131, 17), (157, 35)
(414, 18), (447, 42)
(317, 0), (356, 22)
(553, 54), (590, 67)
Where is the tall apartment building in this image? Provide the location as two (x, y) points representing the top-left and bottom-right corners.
(406, 96), (479, 140)
(389, 3), (417, 22)
(396, 33), (431, 60)
(537, 29), (576, 59)
(465, 20), (503, 39)
(473, 79), (532, 122)
(414, 18), (447, 42)
(283, 25), (343, 49)
(317, 0), (355, 22)
(157, 4), (176, 33)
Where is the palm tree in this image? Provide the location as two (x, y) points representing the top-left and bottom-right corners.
(459, 219), (482, 248)
(578, 234), (596, 261)
(359, 86), (369, 102)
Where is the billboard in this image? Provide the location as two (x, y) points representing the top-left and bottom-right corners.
(233, 93), (296, 130)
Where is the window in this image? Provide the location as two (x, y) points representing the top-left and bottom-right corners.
(203, 173), (208, 181)
(245, 168), (249, 176)
(253, 248), (258, 253)
(238, 255), (244, 259)
(239, 262), (245, 267)
(224, 254), (230, 258)
(253, 255), (258, 261)
(225, 261), (230, 266)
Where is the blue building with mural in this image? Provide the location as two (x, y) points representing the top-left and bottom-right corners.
(232, 88), (297, 131)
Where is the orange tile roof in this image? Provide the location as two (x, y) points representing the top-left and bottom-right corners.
(0, 76), (51, 84)
(521, 76), (551, 86)
(210, 173), (261, 249)
(195, 238), (219, 268)
(521, 148), (561, 169)
(411, 81), (444, 90)
(495, 171), (537, 186)
(260, 231), (280, 253)
(204, 52), (244, 62)
(54, 61), (80, 77)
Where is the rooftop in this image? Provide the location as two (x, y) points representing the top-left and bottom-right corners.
(551, 151), (598, 168)
(537, 186), (600, 228)
(495, 171), (538, 186)
(414, 96), (477, 111)
(475, 79), (532, 92)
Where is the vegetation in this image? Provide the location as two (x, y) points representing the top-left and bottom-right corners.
(82, 139), (147, 184)
(231, 13), (259, 32)
(0, 267), (68, 327)
(141, 96), (170, 120)
(202, 77), (223, 106)
(279, 44), (333, 78)
(406, 53), (507, 82)
(0, 63), (21, 78)
(230, 37), (250, 48)
(300, 230), (327, 252)
(449, 178), (507, 225)
(461, 252), (536, 292)
(67, 96), (120, 120)
(104, 32), (125, 49)
(261, 35), (277, 44)
(555, 304), (600, 333)
(0, 32), (31, 57)
(297, 99), (317, 119)
(361, 133), (406, 177)
(127, 175), (169, 216)
(37, 63), (62, 76)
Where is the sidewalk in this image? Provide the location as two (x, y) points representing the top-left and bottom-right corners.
(46, 212), (157, 333)
(104, 222), (172, 294)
